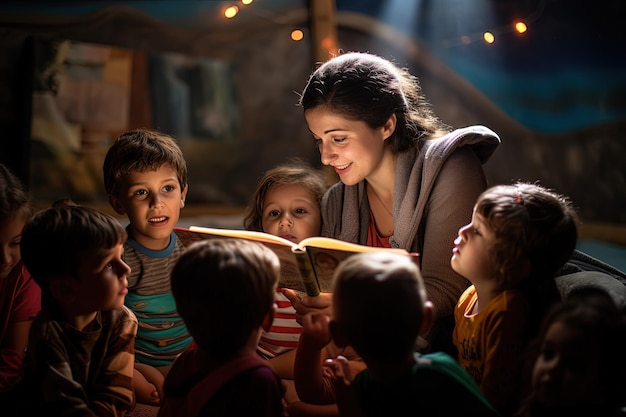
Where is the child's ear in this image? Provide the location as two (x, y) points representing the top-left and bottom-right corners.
(329, 320), (349, 347)
(419, 301), (433, 335)
(108, 195), (126, 215)
(180, 184), (188, 208)
(261, 303), (276, 332)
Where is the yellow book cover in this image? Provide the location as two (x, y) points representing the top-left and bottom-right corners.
(174, 226), (417, 296)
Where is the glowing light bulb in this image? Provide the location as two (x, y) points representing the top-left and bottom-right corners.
(483, 32), (495, 43)
(224, 6), (238, 18)
(242, 0), (253, 5)
(515, 22), (527, 33)
(291, 29), (304, 41)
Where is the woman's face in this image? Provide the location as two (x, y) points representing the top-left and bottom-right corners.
(305, 107), (394, 186)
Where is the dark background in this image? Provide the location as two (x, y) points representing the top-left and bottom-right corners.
(0, 0), (624, 232)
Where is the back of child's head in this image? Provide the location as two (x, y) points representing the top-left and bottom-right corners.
(243, 159), (328, 232)
(475, 182), (578, 286)
(170, 238), (280, 357)
(0, 163), (33, 224)
(20, 205), (127, 294)
(331, 252), (426, 363)
(102, 128), (187, 198)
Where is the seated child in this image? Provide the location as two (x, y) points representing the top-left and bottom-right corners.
(157, 238), (287, 417)
(103, 128), (193, 405)
(514, 287), (626, 417)
(244, 161), (358, 416)
(6, 205), (137, 416)
(451, 182), (577, 415)
(243, 160), (328, 372)
(0, 163), (41, 391)
(304, 252), (500, 417)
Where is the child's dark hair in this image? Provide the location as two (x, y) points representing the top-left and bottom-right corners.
(476, 182), (578, 288)
(102, 128), (187, 198)
(516, 287), (626, 416)
(332, 252), (427, 363)
(0, 163), (33, 222)
(243, 159), (328, 231)
(20, 205), (127, 293)
(170, 238), (280, 358)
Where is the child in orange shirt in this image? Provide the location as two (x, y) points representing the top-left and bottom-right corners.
(451, 182), (577, 415)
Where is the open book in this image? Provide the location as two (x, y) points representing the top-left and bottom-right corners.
(174, 226), (418, 297)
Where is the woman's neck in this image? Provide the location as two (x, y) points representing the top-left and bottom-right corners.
(366, 150), (396, 237)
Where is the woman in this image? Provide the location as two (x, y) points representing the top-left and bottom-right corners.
(286, 51), (500, 353)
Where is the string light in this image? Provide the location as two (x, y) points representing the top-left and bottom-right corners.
(224, 5), (238, 18)
(291, 29), (304, 41)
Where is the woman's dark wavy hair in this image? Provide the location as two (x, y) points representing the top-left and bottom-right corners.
(298, 52), (450, 153)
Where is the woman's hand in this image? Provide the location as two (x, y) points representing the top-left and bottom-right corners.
(282, 289), (333, 325)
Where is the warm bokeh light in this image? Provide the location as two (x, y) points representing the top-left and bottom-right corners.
(460, 35), (471, 45)
(483, 31), (495, 43)
(291, 29), (304, 41)
(224, 6), (238, 18)
(515, 21), (528, 33)
(321, 36), (338, 55)
(241, 0), (253, 5)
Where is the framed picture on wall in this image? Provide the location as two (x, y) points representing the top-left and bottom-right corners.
(28, 37), (241, 206)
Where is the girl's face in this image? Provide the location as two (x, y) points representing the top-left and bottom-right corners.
(110, 164), (187, 250)
(304, 107), (394, 186)
(531, 321), (604, 407)
(0, 215), (26, 280)
(450, 209), (495, 285)
(262, 184), (321, 243)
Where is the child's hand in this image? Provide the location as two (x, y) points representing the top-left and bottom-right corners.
(323, 355), (352, 386)
(299, 311), (332, 350)
(282, 289), (332, 325)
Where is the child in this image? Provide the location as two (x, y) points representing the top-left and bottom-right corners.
(243, 160), (327, 370)
(304, 252), (500, 417)
(157, 238), (287, 417)
(103, 128), (192, 405)
(0, 163), (41, 391)
(244, 161), (346, 416)
(451, 182), (577, 415)
(514, 287), (626, 417)
(8, 205), (137, 415)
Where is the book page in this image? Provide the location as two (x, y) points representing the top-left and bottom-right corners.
(298, 236), (410, 255)
(187, 226), (296, 248)
(175, 227), (315, 295)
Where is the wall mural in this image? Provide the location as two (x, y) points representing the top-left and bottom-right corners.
(29, 38), (241, 204)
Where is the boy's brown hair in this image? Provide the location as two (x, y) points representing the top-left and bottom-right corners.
(171, 238), (280, 357)
(103, 128), (187, 198)
(20, 205), (127, 294)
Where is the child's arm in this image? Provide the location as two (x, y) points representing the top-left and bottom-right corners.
(323, 356), (365, 417)
(294, 312), (335, 404)
(27, 308), (135, 416)
(90, 306), (138, 416)
(0, 265), (41, 390)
